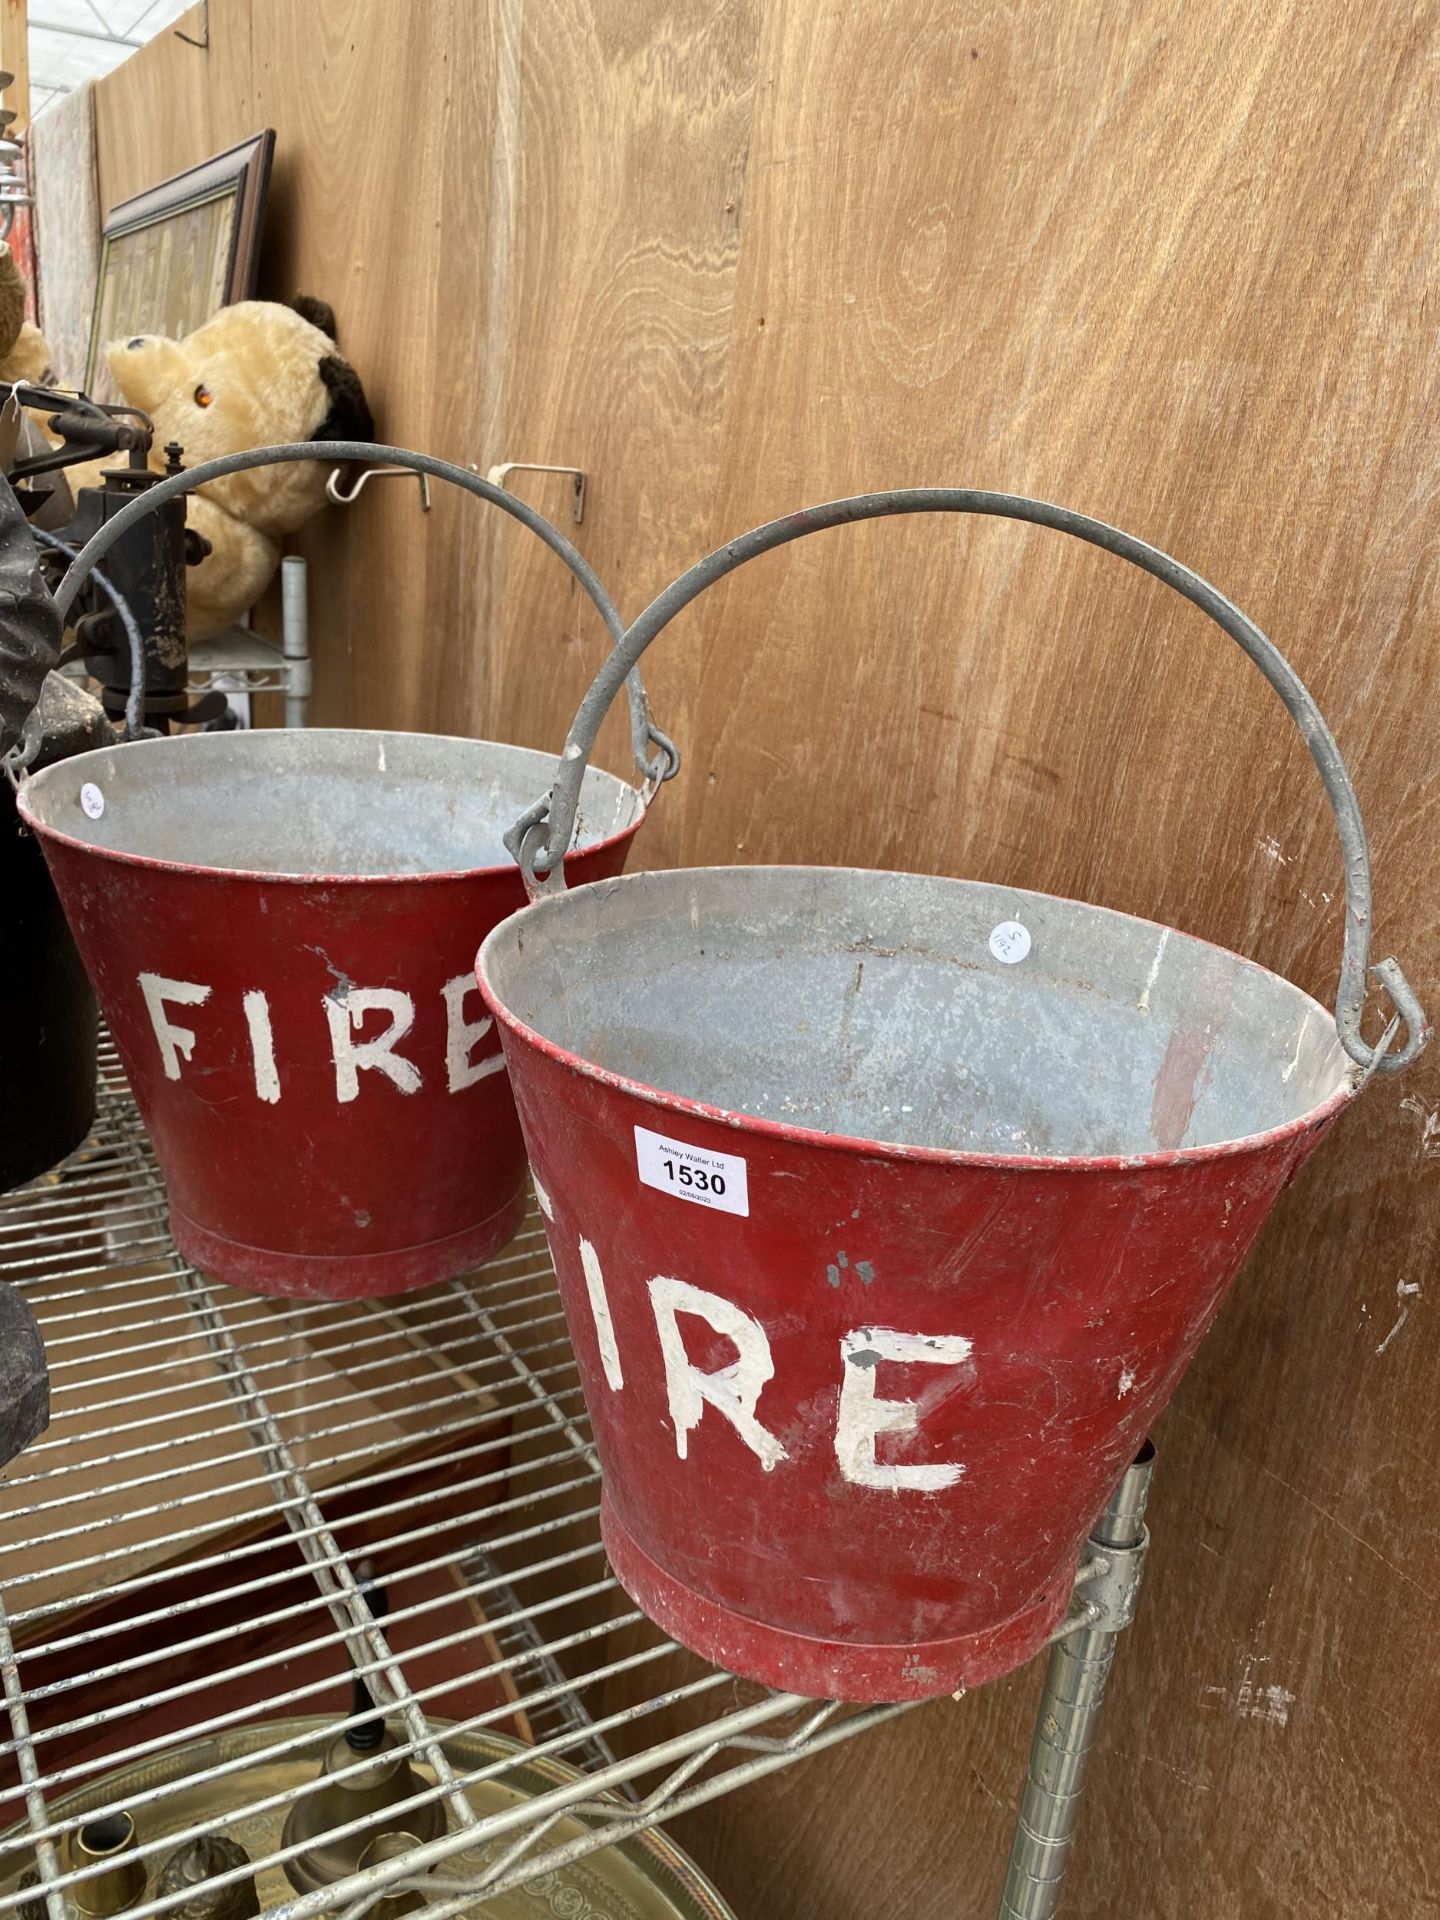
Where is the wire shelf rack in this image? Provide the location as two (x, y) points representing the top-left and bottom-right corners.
(0, 1043), (917, 1919)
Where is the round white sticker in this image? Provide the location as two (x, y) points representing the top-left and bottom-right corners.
(79, 782), (105, 821)
(989, 919), (1031, 964)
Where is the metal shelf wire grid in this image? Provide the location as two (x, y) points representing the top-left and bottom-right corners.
(0, 1043), (916, 1918)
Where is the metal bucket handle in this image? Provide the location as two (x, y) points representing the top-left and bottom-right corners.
(511, 487), (1425, 1077)
(48, 438), (680, 791)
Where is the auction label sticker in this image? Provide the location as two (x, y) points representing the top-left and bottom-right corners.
(635, 1124), (749, 1216)
(989, 920), (1031, 964)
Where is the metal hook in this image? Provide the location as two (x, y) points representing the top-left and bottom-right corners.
(174, 1), (210, 49)
(485, 463), (586, 525)
(325, 466), (432, 512)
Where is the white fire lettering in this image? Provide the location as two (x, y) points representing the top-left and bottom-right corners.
(576, 1253), (973, 1495)
(443, 973), (505, 1092)
(835, 1327), (972, 1491)
(138, 973), (212, 1081)
(132, 973), (527, 1108)
(578, 1238), (624, 1390)
(323, 987), (422, 1103)
(242, 989), (280, 1104)
(647, 1275), (788, 1471)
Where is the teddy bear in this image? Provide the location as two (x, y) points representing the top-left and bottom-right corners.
(0, 240), (54, 388)
(0, 238), (374, 637)
(71, 297), (374, 637)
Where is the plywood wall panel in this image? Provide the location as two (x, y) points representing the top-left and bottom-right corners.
(443, 0), (765, 819)
(244, 0), (471, 731)
(93, 2), (254, 212)
(83, 3), (1440, 1914)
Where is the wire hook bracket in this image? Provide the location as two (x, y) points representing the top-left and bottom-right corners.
(485, 463), (586, 525)
(325, 466), (432, 512)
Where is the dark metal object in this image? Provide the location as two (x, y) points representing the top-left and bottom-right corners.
(153, 1835), (259, 1920)
(0, 382), (206, 739)
(347, 1564), (392, 1753)
(0, 466), (100, 1200)
(0, 471), (60, 758)
(519, 487), (1424, 1077)
(58, 465), (191, 732)
(997, 1443), (1156, 1919)
(0, 771), (97, 1193)
(28, 529), (145, 745)
(15, 669), (117, 772)
(173, 4), (210, 53)
(0, 385), (152, 487)
(0, 1283), (48, 1467)
(51, 439), (680, 787)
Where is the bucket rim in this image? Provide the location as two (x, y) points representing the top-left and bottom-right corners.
(16, 728), (646, 887)
(475, 863), (1361, 1174)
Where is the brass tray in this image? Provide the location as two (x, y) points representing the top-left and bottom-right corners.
(0, 1719), (735, 1920)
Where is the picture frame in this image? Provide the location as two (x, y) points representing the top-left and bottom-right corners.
(83, 130), (276, 405)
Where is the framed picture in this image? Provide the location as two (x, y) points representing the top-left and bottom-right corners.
(83, 130), (275, 405)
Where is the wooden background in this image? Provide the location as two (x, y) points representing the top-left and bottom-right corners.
(85, 4), (1439, 1913)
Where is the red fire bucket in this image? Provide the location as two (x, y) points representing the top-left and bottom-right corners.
(477, 490), (1427, 1702)
(21, 445), (678, 1300)
(21, 729), (652, 1297)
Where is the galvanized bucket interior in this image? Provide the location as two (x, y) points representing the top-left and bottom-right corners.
(21, 729), (644, 879)
(482, 865), (1355, 1159)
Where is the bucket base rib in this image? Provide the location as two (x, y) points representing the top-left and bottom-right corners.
(601, 1496), (1073, 1703)
(172, 1189), (529, 1300)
